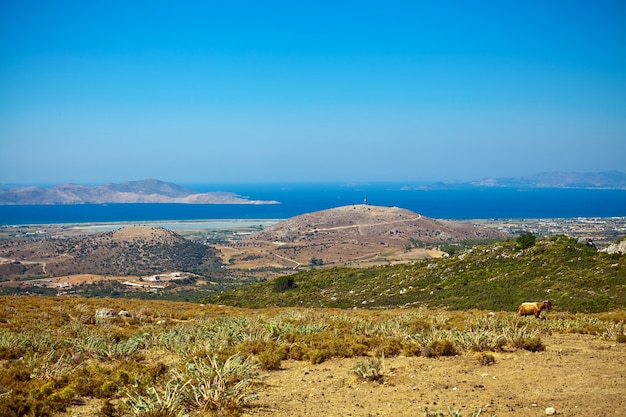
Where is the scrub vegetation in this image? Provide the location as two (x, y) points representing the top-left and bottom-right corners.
(0, 296), (624, 416)
(206, 235), (626, 312)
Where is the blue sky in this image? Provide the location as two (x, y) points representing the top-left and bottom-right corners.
(1, 1), (625, 185)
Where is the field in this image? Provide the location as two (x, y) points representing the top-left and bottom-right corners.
(0, 296), (624, 417)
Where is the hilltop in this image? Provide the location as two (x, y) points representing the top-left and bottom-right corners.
(250, 204), (504, 243)
(0, 225), (223, 279)
(206, 234), (626, 313)
(0, 179), (279, 205)
(217, 204), (507, 278)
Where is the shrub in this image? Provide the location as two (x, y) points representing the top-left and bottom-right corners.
(98, 399), (119, 417)
(0, 345), (24, 360)
(517, 336), (545, 352)
(430, 339), (458, 357)
(260, 343), (288, 370)
(125, 378), (187, 417)
(350, 358), (383, 382)
(307, 349), (331, 365)
(273, 276), (296, 292)
(348, 341), (370, 357)
(516, 232), (536, 250)
(476, 352), (496, 366)
(400, 340), (422, 357)
(177, 354), (260, 412)
(288, 343), (306, 361)
(379, 337), (403, 356)
(99, 381), (117, 397)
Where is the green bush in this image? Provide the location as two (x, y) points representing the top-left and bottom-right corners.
(516, 232), (536, 250)
(273, 276), (296, 292)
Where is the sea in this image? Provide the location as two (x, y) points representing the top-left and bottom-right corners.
(1, 183), (625, 226)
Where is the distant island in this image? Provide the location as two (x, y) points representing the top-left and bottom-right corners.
(1, 171), (625, 205)
(405, 170), (626, 190)
(0, 179), (280, 205)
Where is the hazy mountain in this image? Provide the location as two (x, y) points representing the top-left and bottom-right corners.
(402, 171), (626, 190)
(0, 179), (279, 205)
(470, 170), (626, 189)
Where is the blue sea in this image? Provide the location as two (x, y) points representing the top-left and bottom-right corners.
(1, 183), (625, 225)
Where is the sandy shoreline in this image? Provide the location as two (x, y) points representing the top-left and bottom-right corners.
(2, 219), (282, 232)
(69, 219), (281, 232)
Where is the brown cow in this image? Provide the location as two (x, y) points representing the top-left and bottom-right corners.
(518, 300), (552, 318)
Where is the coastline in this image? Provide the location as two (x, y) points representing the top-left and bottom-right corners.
(67, 219), (282, 232)
(2, 216), (625, 248)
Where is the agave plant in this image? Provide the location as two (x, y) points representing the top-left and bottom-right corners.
(125, 378), (188, 417)
(350, 357), (383, 382)
(174, 353), (261, 412)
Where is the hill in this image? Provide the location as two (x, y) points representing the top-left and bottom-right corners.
(205, 234), (626, 313)
(0, 225), (223, 278)
(0, 179), (279, 205)
(218, 205), (508, 278)
(250, 204), (504, 243)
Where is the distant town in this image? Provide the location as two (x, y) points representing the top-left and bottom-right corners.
(461, 217), (626, 248)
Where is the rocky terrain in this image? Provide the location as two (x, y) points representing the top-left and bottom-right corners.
(0, 179), (278, 205)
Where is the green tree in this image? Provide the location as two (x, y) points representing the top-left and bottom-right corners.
(310, 257), (324, 267)
(516, 232), (537, 250)
(273, 276), (296, 292)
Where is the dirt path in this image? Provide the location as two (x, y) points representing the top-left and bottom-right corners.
(245, 334), (626, 417)
(308, 214), (423, 235)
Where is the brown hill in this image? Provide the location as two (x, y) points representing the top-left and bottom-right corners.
(251, 205), (503, 243)
(0, 225), (222, 279)
(218, 205), (508, 276)
(0, 179), (279, 205)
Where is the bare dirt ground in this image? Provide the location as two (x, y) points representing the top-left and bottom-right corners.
(0, 273), (138, 288)
(245, 333), (626, 417)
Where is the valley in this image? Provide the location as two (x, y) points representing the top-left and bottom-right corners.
(1, 209), (624, 301)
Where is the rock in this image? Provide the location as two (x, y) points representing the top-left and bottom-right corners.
(118, 310), (131, 317)
(545, 406), (557, 415)
(602, 240), (626, 255)
(95, 308), (117, 318)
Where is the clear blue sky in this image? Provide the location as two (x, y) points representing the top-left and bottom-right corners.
(1, 1), (625, 185)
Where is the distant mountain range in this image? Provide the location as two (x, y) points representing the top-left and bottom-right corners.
(410, 171), (626, 190)
(0, 179), (279, 205)
(1, 171), (624, 205)
(471, 171), (626, 189)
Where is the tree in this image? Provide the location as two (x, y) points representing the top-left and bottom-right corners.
(310, 257), (323, 267)
(273, 276), (296, 292)
(516, 232), (537, 250)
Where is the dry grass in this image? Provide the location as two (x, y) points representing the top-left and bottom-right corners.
(0, 296), (624, 416)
